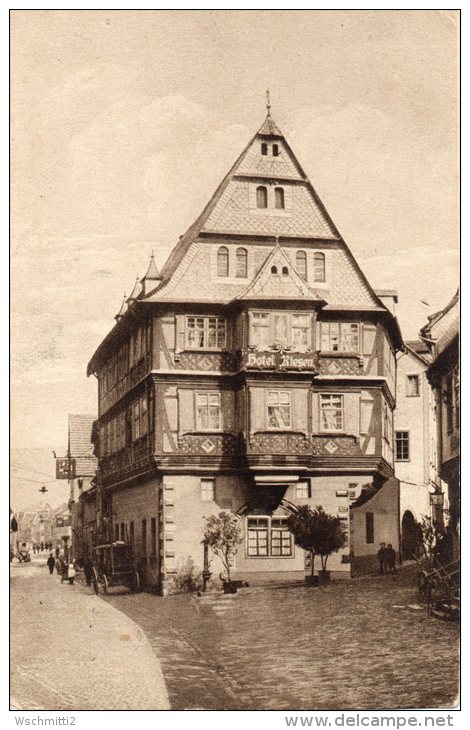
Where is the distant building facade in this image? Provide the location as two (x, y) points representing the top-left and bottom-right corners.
(87, 109), (404, 593)
(394, 341), (442, 558)
(65, 414), (97, 561)
(421, 291), (459, 556)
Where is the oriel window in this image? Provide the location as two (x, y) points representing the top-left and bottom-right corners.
(320, 394), (344, 432)
(291, 314), (310, 351)
(267, 390), (291, 430)
(251, 312), (271, 349)
(186, 316), (226, 350)
(256, 186), (268, 209)
(320, 322), (359, 353)
(217, 246), (229, 277)
(196, 392), (221, 431)
(236, 247), (248, 278)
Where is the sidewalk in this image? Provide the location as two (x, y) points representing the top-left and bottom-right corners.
(10, 557), (170, 710)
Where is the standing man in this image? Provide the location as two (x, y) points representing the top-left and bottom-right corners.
(377, 542), (387, 575)
(385, 544), (397, 574)
(46, 553), (55, 575)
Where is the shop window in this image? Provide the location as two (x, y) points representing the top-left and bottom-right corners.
(236, 247), (248, 278)
(320, 394), (344, 432)
(261, 142), (268, 155)
(320, 322), (359, 353)
(296, 480), (311, 499)
(313, 252), (326, 282)
(267, 390), (291, 430)
(406, 374), (420, 397)
(366, 512), (374, 544)
(185, 316), (226, 350)
(257, 186), (268, 209)
(200, 478), (215, 502)
(395, 431), (410, 461)
(272, 144), (279, 157)
(275, 187), (285, 209)
(296, 251), (307, 280)
(196, 392), (221, 431)
(217, 246), (229, 277)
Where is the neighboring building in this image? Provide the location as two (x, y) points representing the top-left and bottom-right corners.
(87, 107), (403, 593)
(65, 414), (98, 561)
(50, 503), (72, 551)
(421, 291), (459, 556)
(394, 340), (442, 558)
(30, 504), (53, 548)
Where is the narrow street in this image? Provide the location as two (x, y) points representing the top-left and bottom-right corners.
(11, 556), (459, 711)
(10, 556), (169, 710)
(104, 566), (459, 711)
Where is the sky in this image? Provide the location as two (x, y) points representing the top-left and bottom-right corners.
(10, 10), (459, 508)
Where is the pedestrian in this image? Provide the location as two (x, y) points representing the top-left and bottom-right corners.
(83, 556), (94, 587)
(377, 542), (387, 575)
(385, 544), (396, 574)
(55, 546), (60, 559)
(47, 553), (55, 575)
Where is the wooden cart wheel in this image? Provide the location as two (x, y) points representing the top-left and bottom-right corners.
(91, 567), (99, 595)
(102, 574), (109, 594)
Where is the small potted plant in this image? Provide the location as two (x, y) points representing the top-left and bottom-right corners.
(203, 511), (243, 593)
(287, 505), (347, 586)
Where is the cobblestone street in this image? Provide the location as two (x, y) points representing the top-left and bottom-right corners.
(105, 566), (459, 711)
(10, 556), (169, 710)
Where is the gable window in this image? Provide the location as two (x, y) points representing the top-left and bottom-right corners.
(395, 431), (410, 461)
(200, 478), (215, 502)
(261, 142), (268, 155)
(313, 252), (326, 282)
(272, 144), (279, 157)
(267, 390), (291, 430)
(406, 374), (420, 397)
(320, 322), (359, 353)
(271, 265), (278, 275)
(292, 314), (310, 351)
(296, 251), (307, 280)
(320, 394), (344, 432)
(186, 316), (226, 350)
(217, 246), (229, 277)
(236, 247), (248, 278)
(282, 266), (289, 276)
(257, 186), (268, 209)
(366, 512), (374, 544)
(274, 187), (285, 209)
(196, 392), (221, 431)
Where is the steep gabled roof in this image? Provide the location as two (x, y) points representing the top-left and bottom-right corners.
(68, 414), (97, 477)
(234, 244), (325, 303)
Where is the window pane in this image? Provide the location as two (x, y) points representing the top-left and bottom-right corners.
(256, 186), (267, 209)
(236, 248), (247, 278)
(341, 324), (359, 352)
(217, 246), (229, 277)
(274, 187), (285, 209)
(313, 253), (326, 282)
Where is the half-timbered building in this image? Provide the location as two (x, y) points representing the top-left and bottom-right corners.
(87, 108), (403, 592)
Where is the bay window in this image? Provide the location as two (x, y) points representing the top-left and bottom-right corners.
(250, 311), (312, 351)
(196, 392), (221, 430)
(320, 322), (360, 353)
(185, 316), (226, 350)
(320, 394), (344, 432)
(267, 390), (291, 430)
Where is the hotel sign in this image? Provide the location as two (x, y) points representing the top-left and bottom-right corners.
(56, 458), (76, 480)
(244, 350), (319, 372)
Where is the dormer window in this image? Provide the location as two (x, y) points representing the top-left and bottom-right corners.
(296, 251), (307, 280)
(271, 265), (278, 275)
(217, 246), (229, 277)
(257, 186), (268, 209)
(313, 252), (326, 282)
(274, 187), (285, 209)
(261, 143), (268, 156)
(282, 266), (289, 276)
(272, 144), (279, 157)
(236, 247), (248, 278)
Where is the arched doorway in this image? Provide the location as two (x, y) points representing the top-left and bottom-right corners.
(401, 510), (419, 560)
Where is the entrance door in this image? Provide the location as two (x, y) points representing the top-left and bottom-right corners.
(401, 510), (419, 560)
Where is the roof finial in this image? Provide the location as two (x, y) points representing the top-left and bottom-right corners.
(266, 89), (271, 116)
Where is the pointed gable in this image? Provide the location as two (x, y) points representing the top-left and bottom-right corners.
(235, 245), (324, 302)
